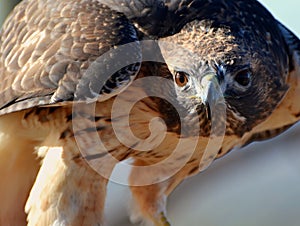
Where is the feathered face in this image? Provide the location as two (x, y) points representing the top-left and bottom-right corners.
(158, 20), (288, 137)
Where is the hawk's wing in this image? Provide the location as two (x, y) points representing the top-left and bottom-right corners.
(0, 0), (143, 115)
(0, 0), (197, 115)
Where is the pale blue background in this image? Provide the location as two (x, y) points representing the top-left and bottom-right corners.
(260, 0), (300, 36)
(0, 1), (300, 226)
(0, 0), (20, 25)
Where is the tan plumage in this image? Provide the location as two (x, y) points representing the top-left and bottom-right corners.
(0, 0), (300, 226)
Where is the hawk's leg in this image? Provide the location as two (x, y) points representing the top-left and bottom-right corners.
(129, 157), (202, 226)
(129, 159), (171, 226)
(25, 144), (111, 226)
(22, 105), (117, 226)
(0, 113), (40, 226)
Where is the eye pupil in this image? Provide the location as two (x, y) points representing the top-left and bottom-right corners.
(175, 72), (189, 87)
(235, 70), (251, 87)
(179, 75), (186, 83)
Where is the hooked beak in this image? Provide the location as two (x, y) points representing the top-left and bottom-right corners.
(191, 73), (224, 120)
(201, 73), (222, 104)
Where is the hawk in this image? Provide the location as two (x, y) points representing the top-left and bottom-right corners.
(0, 0), (299, 225)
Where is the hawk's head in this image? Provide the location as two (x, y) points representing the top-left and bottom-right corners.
(158, 19), (289, 137)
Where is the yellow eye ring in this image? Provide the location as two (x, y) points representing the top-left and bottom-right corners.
(175, 72), (189, 87)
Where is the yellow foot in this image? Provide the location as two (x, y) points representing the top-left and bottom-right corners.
(154, 212), (171, 226)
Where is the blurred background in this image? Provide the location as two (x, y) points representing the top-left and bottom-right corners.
(0, 0), (300, 226)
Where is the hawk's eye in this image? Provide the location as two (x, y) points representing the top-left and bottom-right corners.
(175, 71), (189, 87)
(234, 70), (251, 87)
